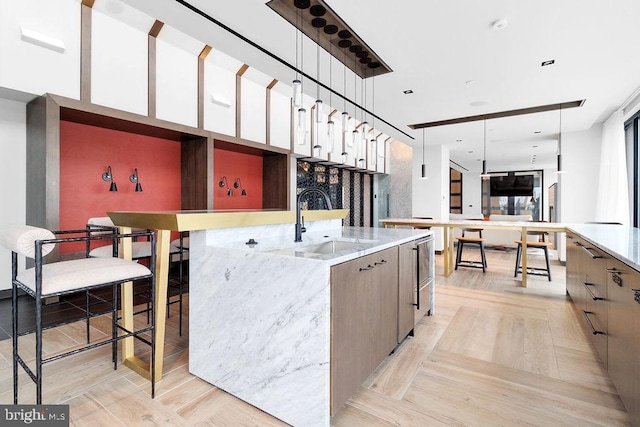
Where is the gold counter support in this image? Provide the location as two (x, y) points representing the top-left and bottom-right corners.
(120, 227), (171, 381)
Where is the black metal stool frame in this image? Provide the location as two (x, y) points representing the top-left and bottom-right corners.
(455, 228), (487, 272)
(11, 229), (156, 404)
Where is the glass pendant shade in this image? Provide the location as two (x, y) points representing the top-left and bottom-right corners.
(292, 79), (302, 108)
(315, 99), (323, 123)
(341, 111), (349, 134)
(341, 151), (348, 163)
(297, 107), (306, 145)
(327, 120), (335, 153)
(351, 129), (359, 148)
(361, 122), (369, 142)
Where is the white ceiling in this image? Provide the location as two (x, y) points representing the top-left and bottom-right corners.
(121, 0), (640, 173)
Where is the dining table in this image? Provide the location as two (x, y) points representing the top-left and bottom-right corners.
(380, 217), (567, 287)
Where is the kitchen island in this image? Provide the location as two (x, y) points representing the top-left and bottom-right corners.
(188, 218), (432, 427)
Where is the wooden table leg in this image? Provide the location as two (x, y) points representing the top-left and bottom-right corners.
(521, 226), (528, 287)
(122, 228), (170, 381)
(443, 226), (454, 277)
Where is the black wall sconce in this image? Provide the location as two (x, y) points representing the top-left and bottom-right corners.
(234, 178), (247, 196)
(102, 166), (117, 191)
(219, 176), (232, 196)
(129, 168), (143, 192)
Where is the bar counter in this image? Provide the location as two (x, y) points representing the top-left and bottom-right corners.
(107, 209), (349, 382)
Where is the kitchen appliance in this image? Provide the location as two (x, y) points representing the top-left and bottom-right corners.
(414, 234), (435, 318)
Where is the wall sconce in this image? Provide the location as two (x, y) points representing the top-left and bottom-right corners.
(234, 178), (247, 196)
(219, 176), (232, 196)
(129, 168), (143, 192)
(102, 166), (117, 191)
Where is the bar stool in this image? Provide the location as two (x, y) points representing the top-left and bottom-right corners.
(514, 231), (552, 281)
(86, 218), (183, 336)
(168, 232), (189, 336)
(0, 225), (156, 403)
(455, 228), (487, 272)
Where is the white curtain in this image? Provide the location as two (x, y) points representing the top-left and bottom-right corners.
(595, 110), (629, 224)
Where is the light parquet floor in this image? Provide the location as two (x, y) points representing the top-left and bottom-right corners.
(0, 248), (631, 426)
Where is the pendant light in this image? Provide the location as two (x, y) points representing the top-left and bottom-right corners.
(312, 24), (322, 156)
(369, 70), (376, 167)
(350, 56), (359, 151)
(480, 119), (491, 180)
(340, 59), (349, 163)
(421, 128), (428, 179)
(292, 5), (301, 108)
(296, 4), (307, 145)
(326, 31), (335, 154)
(555, 105), (567, 174)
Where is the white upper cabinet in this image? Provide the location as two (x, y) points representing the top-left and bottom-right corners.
(91, 2), (152, 115)
(239, 67), (271, 144)
(268, 81), (291, 150)
(204, 49), (240, 137)
(0, 0), (80, 99)
(155, 25), (201, 128)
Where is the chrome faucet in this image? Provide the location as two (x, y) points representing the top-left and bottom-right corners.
(295, 188), (333, 242)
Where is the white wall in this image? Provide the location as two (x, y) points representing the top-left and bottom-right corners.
(413, 144), (449, 250)
(0, 99), (27, 291)
(0, 0), (80, 99)
(461, 170), (482, 214)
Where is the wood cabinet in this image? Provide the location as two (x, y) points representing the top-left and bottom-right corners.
(606, 258), (640, 425)
(567, 232), (640, 425)
(566, 233), (608, 366)
(330, 246), (398, 415)
(398, 241), (416, 342)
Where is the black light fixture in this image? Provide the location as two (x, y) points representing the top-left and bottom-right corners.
(234, 178), (247, 196)
(294, 0), (308, 145)
(129, 168), (142, 192)
(421, 128), (428, 179)
(219, 176), (232, 196)
(102, 166), (117, 191)
(555, 105), (567, 174)
(312, 14), (323, 157)
(480, 119), (491, 180)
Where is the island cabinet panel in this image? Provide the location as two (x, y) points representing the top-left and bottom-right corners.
(566, 233), (608, 366)
(330, 246), (399, 415)
(398, 241), (416, 342)
(606, 258), (640, 424)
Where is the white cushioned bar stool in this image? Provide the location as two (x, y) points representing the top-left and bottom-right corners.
(86, 217), (184, 335)
(0, 225), (156, 404)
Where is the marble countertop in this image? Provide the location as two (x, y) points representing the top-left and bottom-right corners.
(213, 226), (433, 266)
(568, 224), (640, 271)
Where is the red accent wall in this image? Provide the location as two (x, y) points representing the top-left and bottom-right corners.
(213, 148), (263, 210)
(59, 121), (182, 252)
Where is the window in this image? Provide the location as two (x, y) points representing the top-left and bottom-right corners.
(625, 112), (640, 226)
(481, 170), (543, 220)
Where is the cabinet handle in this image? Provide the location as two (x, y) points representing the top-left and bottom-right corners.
(574, 241), (583, 247)
(359, 265), (374, 271)
(606, 268), (624, 273)
(582, 311), (605, 335)
(581, 246), (603, 259)
(632, 289), (640, 304)
(374, 259), (387, 265)
(583, 283), (604, 301)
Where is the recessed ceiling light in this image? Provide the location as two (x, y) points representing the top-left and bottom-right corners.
(469, 100), (489, 107)
(403, 89), (413, 94)
(541, 59), (555, 67)
(468, 151), (474, 154)
(456, 139), (463, 142)
(534, 131), (541, 134)
(465, 80), (475, 85)
(492, 19), (508, 30)
(532, 145), (539, 148)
